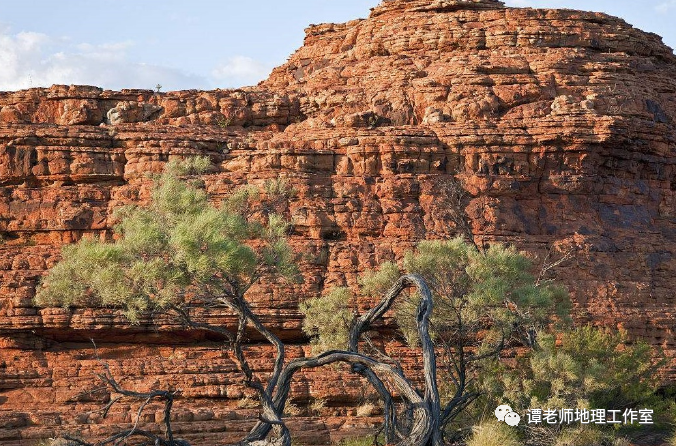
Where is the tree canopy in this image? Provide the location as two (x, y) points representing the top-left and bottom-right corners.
(35, 157), (299, 446)
(35, 156), (297, 322)
(301, 237), (571, 444)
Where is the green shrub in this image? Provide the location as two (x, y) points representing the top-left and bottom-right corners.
(300, 287), (353, 353)
(481, 326), (674, 445)
(491, 326), (666, 414)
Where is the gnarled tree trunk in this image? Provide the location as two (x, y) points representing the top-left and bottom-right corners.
(246, 274), (443, 446)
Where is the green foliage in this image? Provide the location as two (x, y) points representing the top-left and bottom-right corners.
(300, 287), (353, 352)
(217, 116), (233, 128)
(264, 177), (297, 199)
(301, 236), (572, 436)
(302, 237), (567, 355)
(35, 157), (298, 323)
(481, 326), (673, 445)
(491, 326), (665, 413)
(396, 238), (570, 405)
(301, 236), (569, 374)
(465, 421), (520, 446)
(396, 239), (569, 352)
(358, 261), (400, 297)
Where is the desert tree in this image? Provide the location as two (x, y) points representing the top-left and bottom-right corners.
(35, 157), (299, 446)
(301, 238), (570, 445)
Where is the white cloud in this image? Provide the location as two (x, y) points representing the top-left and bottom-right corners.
(0, 29), (274, 92)
(211, 56), (272, 88)
(0, 30), (207, 92)
(656, 0), (676, 12)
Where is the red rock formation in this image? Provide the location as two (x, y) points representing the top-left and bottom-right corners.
(1, 0), (676, 443)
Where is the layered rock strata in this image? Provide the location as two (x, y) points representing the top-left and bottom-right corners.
(1, 0), (676, 443)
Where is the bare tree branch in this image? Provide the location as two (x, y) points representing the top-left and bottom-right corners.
(84, 340), (184, 446)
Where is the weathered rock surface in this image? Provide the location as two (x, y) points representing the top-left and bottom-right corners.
(1, 0), (676, 443)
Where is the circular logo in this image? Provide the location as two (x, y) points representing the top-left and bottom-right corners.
(494, 404), (513, 422)
(504, 411), (521, 426)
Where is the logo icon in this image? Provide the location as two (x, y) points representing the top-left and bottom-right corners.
(494, 404), (521, 426)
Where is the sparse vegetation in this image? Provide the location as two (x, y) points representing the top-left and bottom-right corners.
(668, 431), (676, 446)
(35, 157), (298, 446)
(493, 326), (664, 413)
(553, 426), (607, 446)
(366, 114), (379, 128)
(309, 397), (327, 416)
(264, 176), (297, 199)
(238, 396), (261, 409)
(34, 157), (670, 446)
(612, 437), (632, 446)
(481, 325), (674, 445)
(336, 436), (379, 446)
(283, 402), (302, 417)
(217, 115), (233, 128)
(465, 421), (520, 446)
(356, 402), (379, 417)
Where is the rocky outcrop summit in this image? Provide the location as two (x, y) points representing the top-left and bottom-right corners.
(1, 0), (676, 444)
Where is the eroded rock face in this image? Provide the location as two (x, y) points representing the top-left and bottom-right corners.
(1, 0), (676, 444)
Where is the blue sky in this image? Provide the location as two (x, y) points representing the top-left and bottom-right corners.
(0, 0), (674, 91)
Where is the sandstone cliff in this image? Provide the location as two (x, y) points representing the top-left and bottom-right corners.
(1, 0), (676, 444)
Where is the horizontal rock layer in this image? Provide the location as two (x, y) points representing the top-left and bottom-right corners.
(1, 0), (676, 444)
